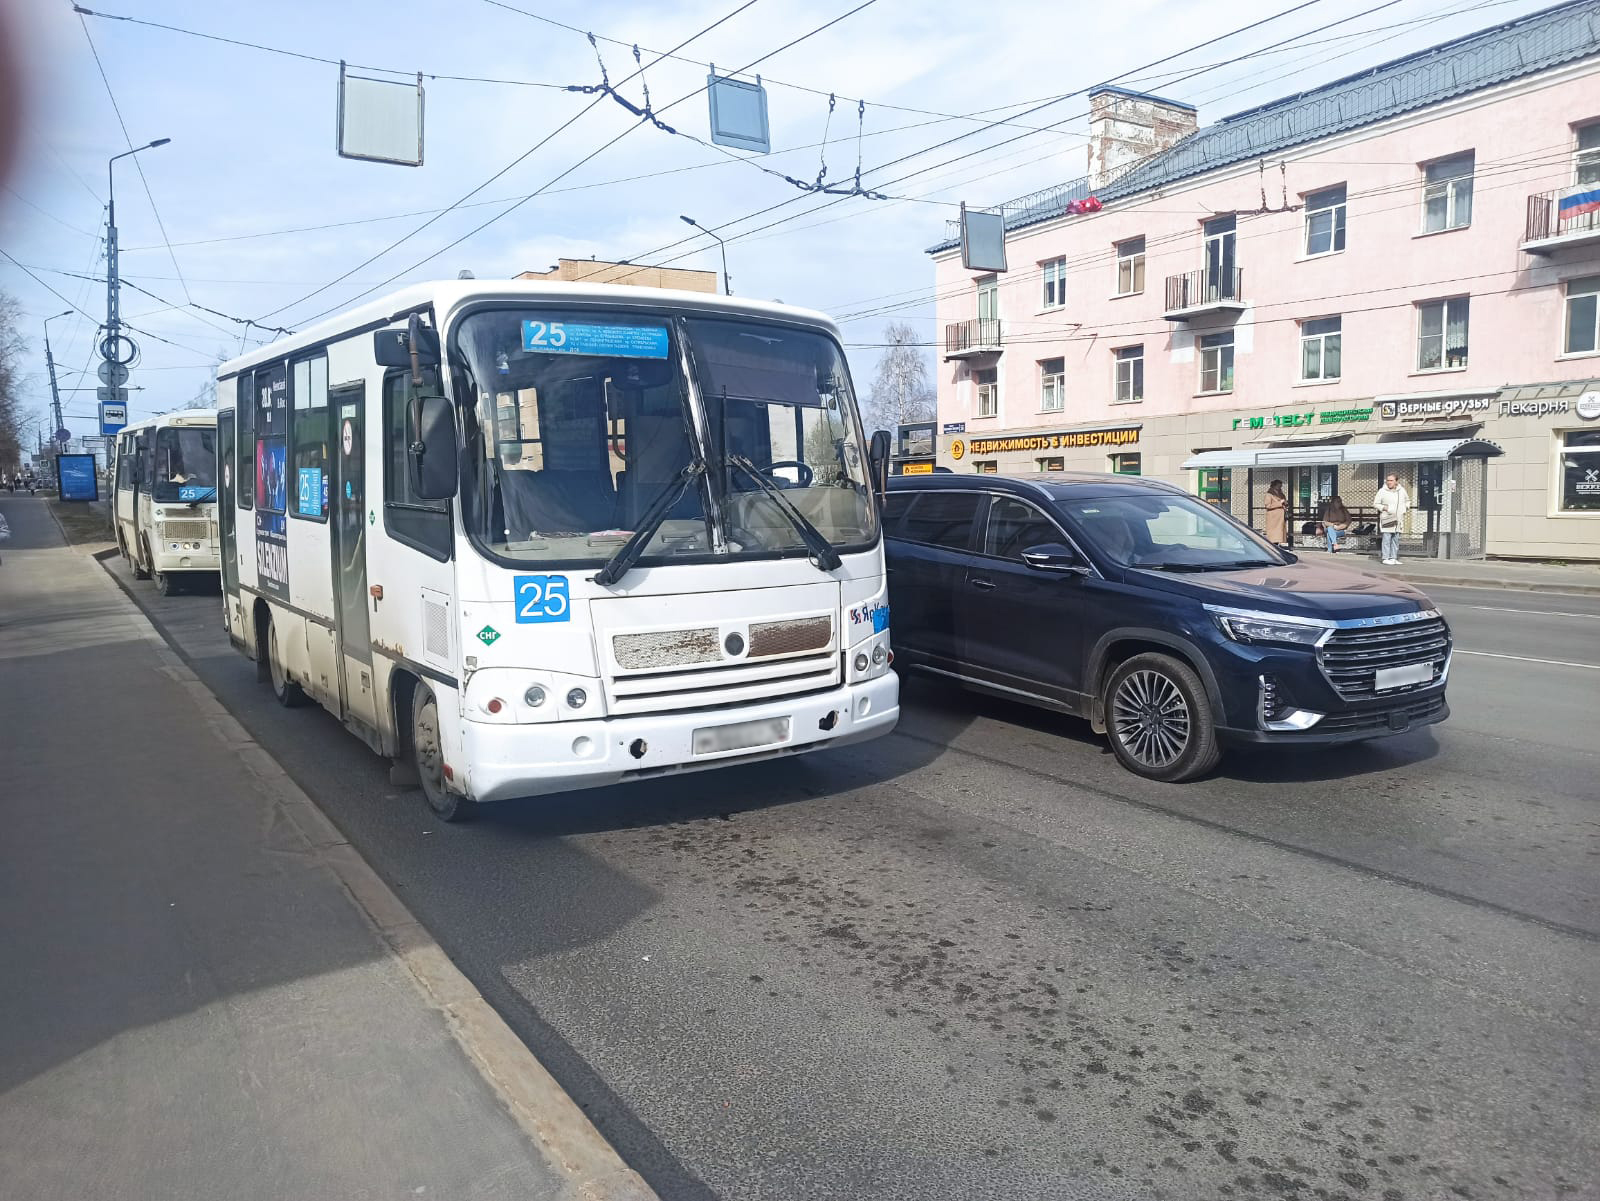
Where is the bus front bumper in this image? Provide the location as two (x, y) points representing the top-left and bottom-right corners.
(458, 672), (899, 803)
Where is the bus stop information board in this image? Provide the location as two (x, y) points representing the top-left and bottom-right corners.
(57, 453), (99, 502)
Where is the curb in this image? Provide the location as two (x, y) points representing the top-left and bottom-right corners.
(92, 553), (658, 1201)
(1386, 573), (1600, 596)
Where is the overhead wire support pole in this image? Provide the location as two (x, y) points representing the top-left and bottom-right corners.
(44, 310), (73, 446)
(104, 138), (171, 360)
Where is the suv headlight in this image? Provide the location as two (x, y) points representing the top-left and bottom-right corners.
(1211, 613), (1326, 647)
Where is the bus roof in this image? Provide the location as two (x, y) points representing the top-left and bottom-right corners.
(218, 280), (843, 381)
(117, 408), (217, 433)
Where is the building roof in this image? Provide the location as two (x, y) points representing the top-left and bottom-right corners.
(930, 0), (1600, 254)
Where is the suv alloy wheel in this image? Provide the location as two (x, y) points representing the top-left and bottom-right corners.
(1104, 652), (1221, 783)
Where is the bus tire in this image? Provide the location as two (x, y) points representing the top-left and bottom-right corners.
(155, 568), (179, 596)
(133, 535), (152, 580)
(411, 684), (473, 823)
(265, 615), (308, 708)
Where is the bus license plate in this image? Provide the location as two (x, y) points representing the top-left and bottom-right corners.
(692, 716), (790, 755)
(1374, 663), (1433, 691)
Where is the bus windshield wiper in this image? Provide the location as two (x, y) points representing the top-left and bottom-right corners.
(726, 455), (842, 572)
(591, 462), (706, 587)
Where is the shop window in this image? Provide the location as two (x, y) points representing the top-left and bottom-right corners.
(975, 367), (998, 417)
(899, 491), (982, 550)
(1037, 456), (1064, 472)
(1114, 345), (1144, 403)
(290, 354), (329, 522)
(1564, 276), (1599, 355)
(1421, 152), (1474, 232)
(1418, 297), (1469, 370)
(1304, 184), (1347, 256)
(1041, 258), (1067, 309)
(1300, 316), (1342, 381)
(1109, 453), (1141, 475)
(1199, 332), (1234, 394)
(1559, 429), (1600, 511)
(1197, 466), (1231, 507)
(1116, 237), (1145, 296)
(1039, 358), (1065, 412)
(1577, 123), (1600, 186)
(973, 460), (998, 474)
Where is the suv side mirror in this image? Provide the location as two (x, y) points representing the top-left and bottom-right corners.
(409, 394), (459, 500)
(1021, 542), (1088, 574)
(867, 429), (891, 498)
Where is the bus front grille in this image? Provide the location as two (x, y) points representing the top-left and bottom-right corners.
(162, 519), (210, 541)
(608, 652), (841, 716)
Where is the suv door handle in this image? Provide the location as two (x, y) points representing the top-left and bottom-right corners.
(970, 576), (996, 590)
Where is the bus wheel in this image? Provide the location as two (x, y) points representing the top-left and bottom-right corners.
(154, 568), (180, 596)
(266, 616), (308, 708)
(411, 684), (473, 823)
(133, 536), (152, 580)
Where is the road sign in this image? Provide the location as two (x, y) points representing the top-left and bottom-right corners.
(100, 401), (128, 435)
(96, 386), (130, 401)
(55, 427), (71, 445)
(97, 359), (130, 387)
(100, 333), (138, 365)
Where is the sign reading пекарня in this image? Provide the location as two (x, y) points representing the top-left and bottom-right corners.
(957, 427), (1140, 457)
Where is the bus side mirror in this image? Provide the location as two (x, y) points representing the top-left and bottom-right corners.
(409, 395), (459, 500)
(374, 325), (440, 369)
(868, 429), (891, 498)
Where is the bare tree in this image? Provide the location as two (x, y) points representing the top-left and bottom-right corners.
(0, 291), (29, 474)
(863, 322), (935, 433)
(184, 348), (229, 409)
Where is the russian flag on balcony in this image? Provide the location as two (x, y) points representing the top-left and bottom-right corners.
(1558, 188), (1600, 219)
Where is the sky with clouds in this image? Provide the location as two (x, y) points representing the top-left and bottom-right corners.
(0, 0), (1558, 441)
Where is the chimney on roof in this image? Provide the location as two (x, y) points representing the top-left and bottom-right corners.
(1087, 87), (1197, 190)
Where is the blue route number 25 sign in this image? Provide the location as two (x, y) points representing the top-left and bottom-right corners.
(513, 575), (570, 623)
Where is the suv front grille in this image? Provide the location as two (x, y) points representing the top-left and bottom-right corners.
(1318, 615), (1450, 700)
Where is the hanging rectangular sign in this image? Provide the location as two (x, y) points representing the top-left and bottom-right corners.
(707, 72), (771, 154)
(337, 63), (424, 166)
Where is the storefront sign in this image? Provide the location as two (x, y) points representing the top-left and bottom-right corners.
(955, 426), (1140, 458)
(1230, 407), (1372, 431)
(1377, 396), (1492, 420)
(898, 462), (934, 475)
(1499, 396), (1600, 419)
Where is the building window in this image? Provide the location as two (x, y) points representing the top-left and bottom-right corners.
(976, 274), (998, 322)
(1109, 453), (1141, 475)
(1037, 456), (1064, 472)
(1199, 332), (1235, 394)
(1041, 258), (1067, 309)
(290, 354), (329, 521)
(1577, 123), (1600, 185)
(1565, 276), (1600, 355)
(1422, 152), (1474, 232)
(1116, 237), (1145, 296)
(975, 366), (998, 417)
(1197, 466), (1231, 507)
(1560, 429), (1600, 511)
(973, 460), (998, 474)
(1300, 316), (1342, 381)
(1418, 297), (1469, 370)
(1113, 345), (1144, 403)
(1039, 357), (1065, 412)
(1304, 184), (1347, 256)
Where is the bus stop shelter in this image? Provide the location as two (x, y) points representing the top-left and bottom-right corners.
(1183, 436), (1504, 558)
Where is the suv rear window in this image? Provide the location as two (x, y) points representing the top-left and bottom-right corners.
(896, 491), (982, 551)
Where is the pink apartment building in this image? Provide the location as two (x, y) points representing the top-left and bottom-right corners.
(926, 0), (1600, 560)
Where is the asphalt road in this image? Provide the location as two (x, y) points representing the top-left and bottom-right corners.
(25, 497), (1596, 1201)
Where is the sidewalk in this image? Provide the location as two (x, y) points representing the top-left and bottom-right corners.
(0, 496), (653, 1201)
(1292, 545), (1600, 595)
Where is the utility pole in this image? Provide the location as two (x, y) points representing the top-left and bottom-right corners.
(679, 215), (732, 295)
(43, 309), (71, 448)
(104, 139), (171, 430)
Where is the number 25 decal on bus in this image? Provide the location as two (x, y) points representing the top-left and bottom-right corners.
(513, 575), (571, 623)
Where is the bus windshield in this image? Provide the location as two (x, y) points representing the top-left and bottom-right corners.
(452, 308), (876, 568)
(153, 427), (217, 502)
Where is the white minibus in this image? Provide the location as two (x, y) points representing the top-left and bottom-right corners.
(215, 281), (897, 820)
(112, 410), (221, 593)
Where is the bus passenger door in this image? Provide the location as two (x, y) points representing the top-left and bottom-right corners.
(330, 384), (377, 732)
(217, 410), (241, 633)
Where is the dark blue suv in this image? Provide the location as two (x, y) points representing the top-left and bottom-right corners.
(884, 473), (1451, 781)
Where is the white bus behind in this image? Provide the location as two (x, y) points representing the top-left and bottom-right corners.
(112, 409), (221, 593)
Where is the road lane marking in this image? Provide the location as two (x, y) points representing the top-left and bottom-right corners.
(1448, 604), (1599, 619)
(1457, 650), (1600, 670)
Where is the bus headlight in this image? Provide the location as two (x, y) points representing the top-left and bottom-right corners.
(872, 645), (886, 665)
(524, 685), (546, 708)
(854, 652), (870, 673)
(566, 688), (588, 709)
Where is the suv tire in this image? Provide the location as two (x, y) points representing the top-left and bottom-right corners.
(1103, 652), (1221, 783)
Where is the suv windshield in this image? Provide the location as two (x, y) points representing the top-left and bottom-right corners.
(153, 427), (217, 502)
(451, 307), (875, 567)
(1058, 490), (1287, 570)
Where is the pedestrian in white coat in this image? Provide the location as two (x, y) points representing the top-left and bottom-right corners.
(1373, 473), (1410, 565)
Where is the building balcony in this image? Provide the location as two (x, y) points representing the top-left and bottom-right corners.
(1163, 267), (1246, 320)
(944, 317), (1003, 360)
(1522, 187), (1600, 254)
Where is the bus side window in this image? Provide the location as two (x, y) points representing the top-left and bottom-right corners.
(236, 374), (254, 509)
(290, 355), (329, 522)
(382, 372), (451, 561)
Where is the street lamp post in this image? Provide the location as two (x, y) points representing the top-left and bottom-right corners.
(679, 215), (730, 296)
(43, 309), (72, 448)
(105, 138), (171, 355)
